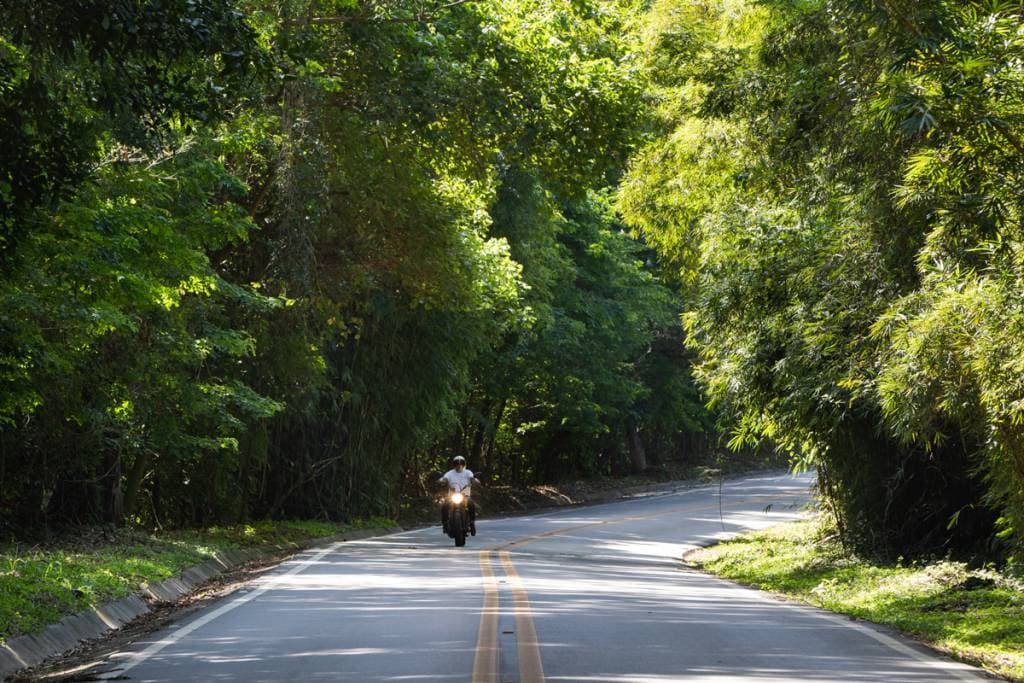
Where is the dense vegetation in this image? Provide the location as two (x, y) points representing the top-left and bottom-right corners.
(0, 0), (709, 535)
(621, 0), (1024, 562)
(3, 0), (1024, 567)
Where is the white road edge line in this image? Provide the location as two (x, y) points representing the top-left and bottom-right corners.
(99, 540), (346, 679)
(744, 584), (990, 682)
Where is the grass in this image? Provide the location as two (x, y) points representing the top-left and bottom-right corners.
(0, 518), (397, 642)
(686, 517), (1024, 681)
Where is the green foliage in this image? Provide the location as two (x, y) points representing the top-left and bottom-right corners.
(0, 0), (710, 538)
(459, 180), (711, 483)
(231, 0), (706, 517)
(0, 0), (264, 262)
(622, 0), (1024, 559)
(863, 1), (1024, 557)
(0, 137), (285, 529)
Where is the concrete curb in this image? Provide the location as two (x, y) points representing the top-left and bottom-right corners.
(0, 526), (399, 680)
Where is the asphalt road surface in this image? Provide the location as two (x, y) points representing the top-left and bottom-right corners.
(78, 472), (994, 682)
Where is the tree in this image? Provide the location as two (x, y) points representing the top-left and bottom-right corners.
(621, 0), (1018, 559)
(0, 0), (710, 534)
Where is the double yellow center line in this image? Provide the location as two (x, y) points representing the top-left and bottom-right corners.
(473, 551), (546, 683)
(473, 552), (501, 682)
(501, 551), (545, 681)
(471, 493), (806, 682)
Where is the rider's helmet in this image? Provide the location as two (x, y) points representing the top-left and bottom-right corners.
(453, 455), (466, 469)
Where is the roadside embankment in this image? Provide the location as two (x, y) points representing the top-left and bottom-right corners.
(685, 516), (1024, 682)
(0, 519), (398, 678)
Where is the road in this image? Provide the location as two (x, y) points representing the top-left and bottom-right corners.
(78, 472), (993, 682)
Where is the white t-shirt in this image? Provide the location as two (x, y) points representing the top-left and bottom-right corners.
(442, 468), (474, 494)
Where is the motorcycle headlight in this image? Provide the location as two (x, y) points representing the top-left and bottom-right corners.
(451, 492), (464, 504)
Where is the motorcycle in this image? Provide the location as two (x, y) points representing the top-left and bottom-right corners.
(444, 486), (473, 547)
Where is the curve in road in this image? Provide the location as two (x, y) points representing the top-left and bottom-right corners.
(72, 473), (994, 683)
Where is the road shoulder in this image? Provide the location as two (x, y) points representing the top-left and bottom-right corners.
(684, 517), (1020, 682)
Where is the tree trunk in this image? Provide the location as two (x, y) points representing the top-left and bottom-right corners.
(122, 449), (153, 518)
(626, 416), (647, 474)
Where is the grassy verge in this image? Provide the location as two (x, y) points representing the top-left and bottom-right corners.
(686, 517), (1024, 681)
(0, 518), (397, 642)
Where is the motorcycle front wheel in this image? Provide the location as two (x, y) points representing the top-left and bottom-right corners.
(452, 509), (467, 547)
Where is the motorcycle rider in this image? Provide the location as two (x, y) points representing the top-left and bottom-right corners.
(439, 455), (479, 536)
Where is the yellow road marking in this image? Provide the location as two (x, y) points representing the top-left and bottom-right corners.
(471, 490), (806, 681)
(499, 551), (546, 683)
(473, 551), (500, 683)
